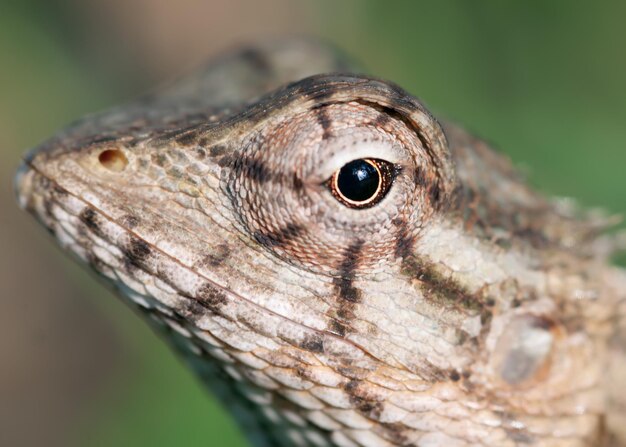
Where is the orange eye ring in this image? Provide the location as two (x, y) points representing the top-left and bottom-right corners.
(329, 158), (395, 209)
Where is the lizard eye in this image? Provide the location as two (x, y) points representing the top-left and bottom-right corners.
(329, 158), (395, 209)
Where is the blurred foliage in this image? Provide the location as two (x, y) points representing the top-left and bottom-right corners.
(327, 1), (626, 210)
(2, 1), (625, 446)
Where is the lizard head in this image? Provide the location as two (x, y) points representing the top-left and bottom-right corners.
(16, 70), (617, 444)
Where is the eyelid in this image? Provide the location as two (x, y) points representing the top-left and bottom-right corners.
(315, 137), (403, 182)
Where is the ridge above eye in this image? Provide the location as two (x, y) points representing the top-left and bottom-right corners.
(329, 158), (395, 208)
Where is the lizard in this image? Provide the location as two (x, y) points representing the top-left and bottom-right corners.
(14, 38), (626, 446)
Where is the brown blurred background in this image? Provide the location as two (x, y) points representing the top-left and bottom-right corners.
(2, 1), (625, 446)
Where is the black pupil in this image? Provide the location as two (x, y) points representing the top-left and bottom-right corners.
(337, 159), (380, 202)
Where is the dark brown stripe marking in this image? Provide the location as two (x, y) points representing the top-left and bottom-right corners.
(175, 131), (199, 147)
(394, 219), (485, 313)
(177, 296), (211, 324)
(209, 144), (227, 157)
(200, 243), (231, 268)
(334, 240), (364, 302)
(379, 422), (410, 445)
(194, 147), (207, 159)
(234, 152), (302, 190)
(254, 223), (303, 248)
(217, 153), (234, 168)
(196, 282), (228, 313)
(79, 207), (104, 238)
(413, 165), (428, 188)
(300, 334), (325, 353)
(371, 112), (390, 128)
(329, 320), (349, 337)
(428, 180), (442, 205)
(169, 289), (229, 327)
(449, 370), (461, 381)
(292, 172), (304, 191)
(301, 77), (343, 102)
(344, 379), (384, 420)
(329, 240), (364, 337)
(123, 237), (152, 270)
(236, 156), (275, 184)
(316, 107), (333, 140)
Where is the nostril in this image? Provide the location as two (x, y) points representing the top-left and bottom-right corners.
(98, 149), (128, 172)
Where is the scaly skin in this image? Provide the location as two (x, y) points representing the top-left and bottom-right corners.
(14, 39), (626, 446)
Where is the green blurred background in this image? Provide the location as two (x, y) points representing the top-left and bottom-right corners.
(1, 1), (625, 446)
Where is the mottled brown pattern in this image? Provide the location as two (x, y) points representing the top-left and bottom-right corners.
(14, 39), (626, 447)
